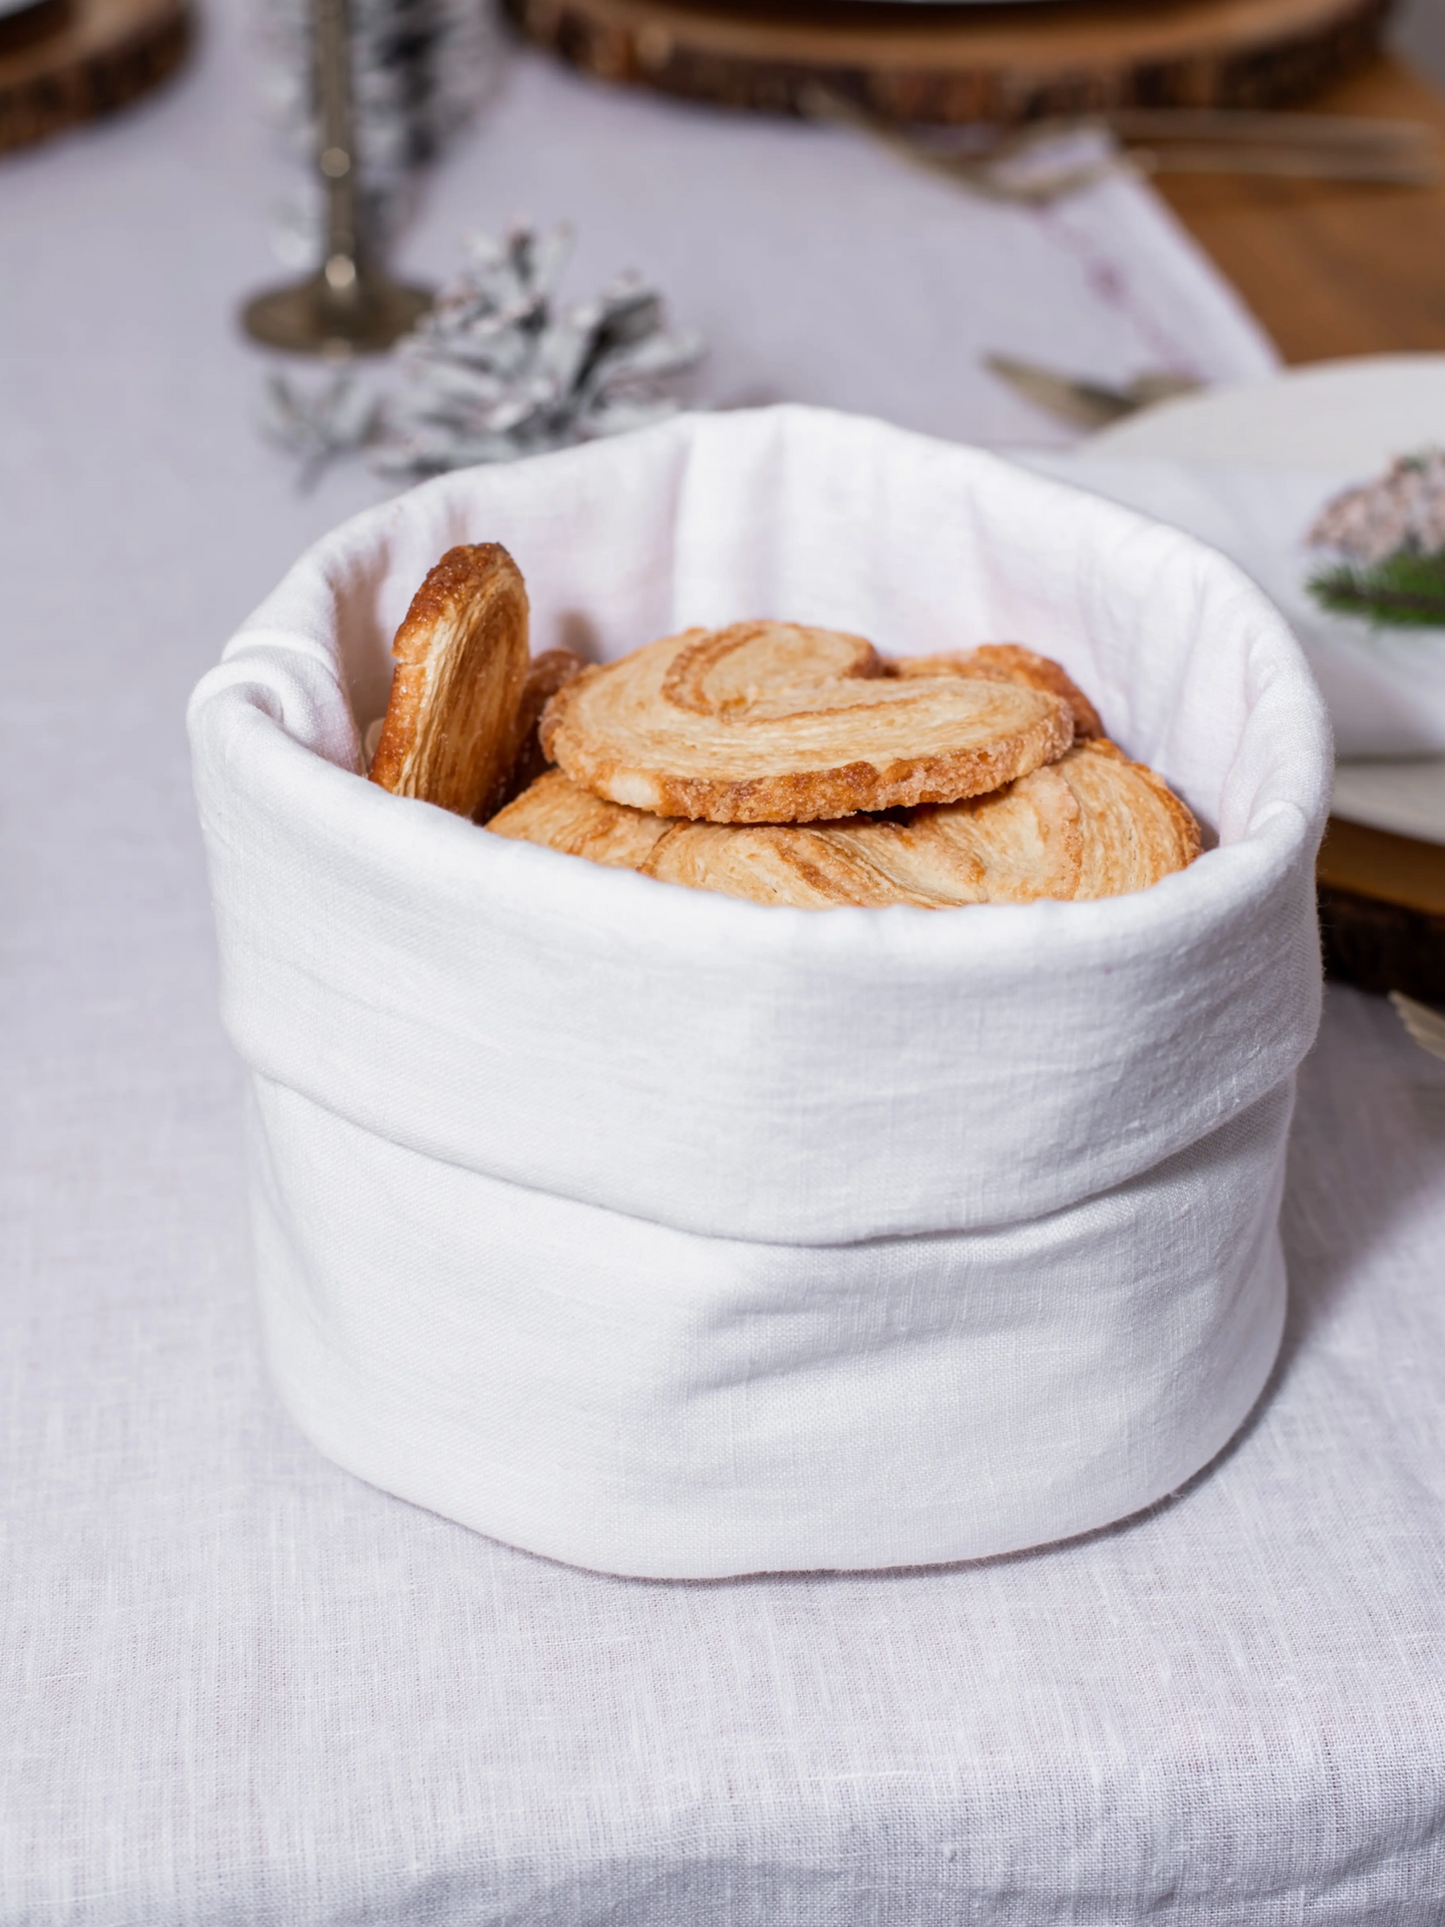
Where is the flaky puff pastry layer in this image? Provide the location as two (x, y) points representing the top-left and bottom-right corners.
(369, 544), (531, 821)
(491, 741), (1199, 909)
(539, 621), (1073, 824)
(889, 643), (1104, 742)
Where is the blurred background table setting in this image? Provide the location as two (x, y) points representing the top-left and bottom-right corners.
(4, 0), (1445, 1916)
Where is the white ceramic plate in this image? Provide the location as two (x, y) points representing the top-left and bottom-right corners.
(1088, 354), (1445, 469)
(1087, 355), (1445, 845)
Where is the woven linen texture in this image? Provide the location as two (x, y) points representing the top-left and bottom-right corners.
(188, 408), (1329, 1575)
(4, 993), (1445, 1923)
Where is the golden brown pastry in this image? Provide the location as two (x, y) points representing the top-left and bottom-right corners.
(659, 620), (884, 712)
(890, 762), (1084, 903)
(889, 643), (1104, 741)
(370, 544), (531, 819)
(540, 622), (1073, 824)
(640, 766), (1081, 907)
(374, 546), (1196, 907)
(1055, 739), (1201, 898)
(489, 746), (1196, 908)
(488, 767), (674, 871)
(491, 647), (587, 818)
(641, 820), (962, 908)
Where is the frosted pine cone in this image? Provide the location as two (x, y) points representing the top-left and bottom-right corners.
(374, 225), (703, 477)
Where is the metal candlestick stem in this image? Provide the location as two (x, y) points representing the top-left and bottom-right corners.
(241, 0), (431, 355)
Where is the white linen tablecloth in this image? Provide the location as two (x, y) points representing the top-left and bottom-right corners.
(2, 1), (1443, 1920)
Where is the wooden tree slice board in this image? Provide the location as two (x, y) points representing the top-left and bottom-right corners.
(506, 0), (1392, 124)
(1318, 815), (1445, 1005)
(0, 0), (190, 154)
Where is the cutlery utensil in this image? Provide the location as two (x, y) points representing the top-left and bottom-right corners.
(1390, 990), (1445, 1062)
(984, 354), (1201, 430)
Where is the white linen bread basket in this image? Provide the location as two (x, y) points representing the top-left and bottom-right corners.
(189, 405), (1331, 1579)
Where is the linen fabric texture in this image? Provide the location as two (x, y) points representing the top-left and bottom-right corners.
(188, 406), (1331, 1578)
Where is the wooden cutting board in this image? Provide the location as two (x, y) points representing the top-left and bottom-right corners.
(0, 0), (190, 154)
(1317, 816), (1445, 1004)
(505, 0), (1392, 125)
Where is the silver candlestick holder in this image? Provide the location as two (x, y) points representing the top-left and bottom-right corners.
(242, 0), (431, 355)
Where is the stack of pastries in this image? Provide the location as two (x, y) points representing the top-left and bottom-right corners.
(368, 542), (1200, 908)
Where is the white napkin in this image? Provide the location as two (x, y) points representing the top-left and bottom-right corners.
(189, 408), (1331, 1577)
(1019, 452), (1445, 759)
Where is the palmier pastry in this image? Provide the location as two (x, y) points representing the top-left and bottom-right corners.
(892, 741), (1196, 902)
(491, 745), (1197, 908)
(488, 767), (674, 870)
(370, 544), (531, 820)
(889, 643), (1103, 741)
(540, 621), (1073, 823)
(1054, 738), (1200, 897)
(642, 820), (966, 909)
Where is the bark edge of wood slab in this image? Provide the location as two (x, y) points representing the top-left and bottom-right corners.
(1318, 813), (1445, 1004)
(504, 0), (1394, 126)
(0, 0), (190, 155)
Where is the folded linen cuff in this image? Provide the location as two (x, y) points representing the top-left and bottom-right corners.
(249, 1073), (1290, 1579)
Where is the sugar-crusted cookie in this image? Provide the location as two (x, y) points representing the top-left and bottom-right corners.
(645, 764), (1084, 907)
(490, 744), (1196, 908)
(642, 820), (960, 908)
(379, 549), (1194, 906)
(892, 762), (1083, 903)
(1055, 739), (1201, 898)
(889, 644), (1103, 741)
(540, 622), (1073, 824)
(488, 766), (674, 870)
(370, 544), (531, 819)
(660, 620), (884, 714)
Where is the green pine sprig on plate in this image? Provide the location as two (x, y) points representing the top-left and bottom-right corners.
(1307, 546), (1445, 628)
